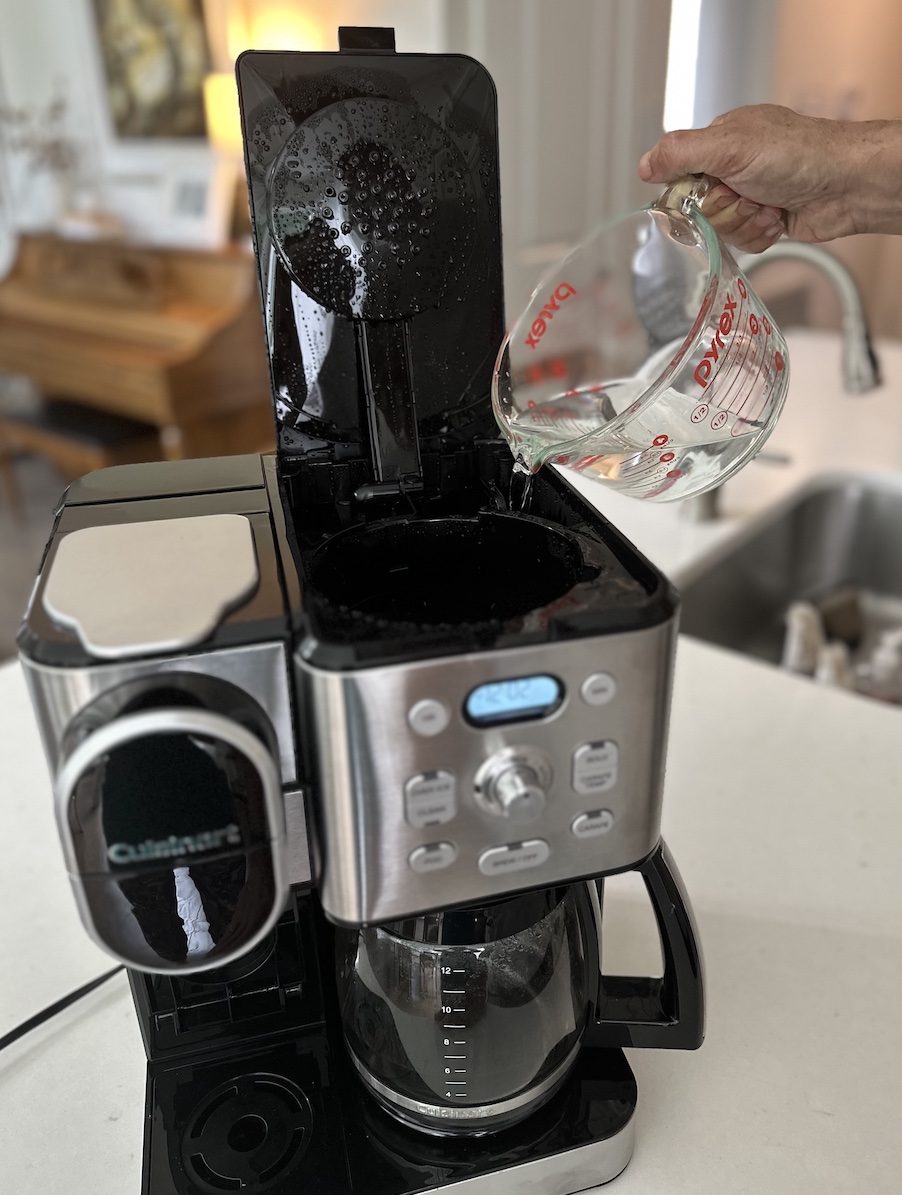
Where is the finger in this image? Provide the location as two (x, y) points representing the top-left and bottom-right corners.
(700, 184), (740, 217)
(706, 198), (780, 239)
(710, 205), (786, 252)
(736, 225), (785, 254)
(638, 127), (724, 183)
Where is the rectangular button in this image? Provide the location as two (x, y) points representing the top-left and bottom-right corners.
(478, 839), (550, 876)
(573, 741), (619, 796)
(405, 771), (457, 827)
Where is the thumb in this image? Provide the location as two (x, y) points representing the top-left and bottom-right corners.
(639, 128), (715, 183)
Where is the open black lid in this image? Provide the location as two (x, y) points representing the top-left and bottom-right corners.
(236, 29), (505, 497)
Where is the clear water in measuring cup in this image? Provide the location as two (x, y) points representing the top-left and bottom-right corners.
(508, 372), (765, 503)
(495, 200), (790, 504)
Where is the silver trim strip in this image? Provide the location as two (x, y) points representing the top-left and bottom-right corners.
(348, 1038), (582, 1126)
(425, 1120), (635, 1193)
(55, 708), (288, 975)
(20, 641), (297, 783)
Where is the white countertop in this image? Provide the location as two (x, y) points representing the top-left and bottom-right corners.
(2, 328), (902, 1193)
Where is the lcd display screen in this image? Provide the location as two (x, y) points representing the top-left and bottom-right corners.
(465, 675), (562, 725)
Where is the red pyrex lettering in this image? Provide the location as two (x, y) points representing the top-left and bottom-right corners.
(693, 294), (738, 388)
(525, 283), (577, 349)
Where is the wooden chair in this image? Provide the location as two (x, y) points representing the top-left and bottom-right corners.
(0, 398), (162, 516)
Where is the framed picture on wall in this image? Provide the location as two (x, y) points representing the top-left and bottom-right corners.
(90, 0), (212, 140)
(80, 0), (235, 250)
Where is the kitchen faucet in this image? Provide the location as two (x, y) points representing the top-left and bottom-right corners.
(685, 240), (882, 521)
(734, 240), (881, 393)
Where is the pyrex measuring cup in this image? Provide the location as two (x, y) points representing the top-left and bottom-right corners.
(492, 179), (790, 502)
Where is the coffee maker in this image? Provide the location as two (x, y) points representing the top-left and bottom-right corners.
(18, 28), (703, 1193)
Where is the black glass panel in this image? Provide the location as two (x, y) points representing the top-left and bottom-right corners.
(67, 731), (271, 876)
(65, 728), (281, 972)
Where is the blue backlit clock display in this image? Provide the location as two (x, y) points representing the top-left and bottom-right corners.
(465, 675), (563, 726)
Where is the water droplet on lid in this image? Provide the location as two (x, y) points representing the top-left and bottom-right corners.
(323, 207), (333, 219)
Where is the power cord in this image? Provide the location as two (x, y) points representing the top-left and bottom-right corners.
(0, 965), (125, 1052)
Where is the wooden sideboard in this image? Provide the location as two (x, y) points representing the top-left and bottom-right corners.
(0, 235), (275, 460)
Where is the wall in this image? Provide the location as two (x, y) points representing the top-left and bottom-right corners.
(770, 0), (902, 339)
(0, 0), (673, 307)
(693, 0), (779, 125)
(446, 0), (672, 311)
(0, 0), (446, 249)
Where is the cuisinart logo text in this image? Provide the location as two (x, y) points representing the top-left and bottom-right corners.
(106, 824), (242, 866)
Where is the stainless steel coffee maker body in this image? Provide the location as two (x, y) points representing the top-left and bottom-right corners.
(16, 28), (705, 1195)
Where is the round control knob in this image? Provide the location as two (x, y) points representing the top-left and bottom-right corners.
(481, 764), (547, 824)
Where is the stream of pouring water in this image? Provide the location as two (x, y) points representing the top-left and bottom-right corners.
(509, 458), (536, 512)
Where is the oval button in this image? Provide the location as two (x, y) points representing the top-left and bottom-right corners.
(409, 842), (458, 873)
(572, 810), (615, 838)
(477, 839), (550, 876)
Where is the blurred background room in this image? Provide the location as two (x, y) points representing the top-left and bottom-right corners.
(1, 0), (900, 659)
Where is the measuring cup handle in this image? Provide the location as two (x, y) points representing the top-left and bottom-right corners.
(584, 839), (706, 1051)
(654, 173), (718, 215)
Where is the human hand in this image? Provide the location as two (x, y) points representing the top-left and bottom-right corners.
(638, 105), (868, 252)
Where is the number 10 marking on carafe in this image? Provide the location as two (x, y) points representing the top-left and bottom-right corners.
(442, 966), (468, 1098)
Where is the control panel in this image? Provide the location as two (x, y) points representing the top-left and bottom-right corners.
(300, 623), (675, 925)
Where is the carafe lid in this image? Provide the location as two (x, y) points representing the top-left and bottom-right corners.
(236, 28), (505, 497)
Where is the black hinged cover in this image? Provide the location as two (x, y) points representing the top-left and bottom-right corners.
(236, 34), (505, 491)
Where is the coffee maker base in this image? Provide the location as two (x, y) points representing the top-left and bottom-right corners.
(141, 1033), (637, 1193)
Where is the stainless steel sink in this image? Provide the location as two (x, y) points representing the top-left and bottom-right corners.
(676, 473), (902, 663)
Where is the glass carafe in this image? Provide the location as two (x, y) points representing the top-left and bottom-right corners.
(335, 886), (594, 1136)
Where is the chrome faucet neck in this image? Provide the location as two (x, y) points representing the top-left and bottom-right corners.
(734, 240), (881, 393)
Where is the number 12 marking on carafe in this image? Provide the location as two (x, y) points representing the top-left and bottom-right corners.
(443, 972), (468, 1098)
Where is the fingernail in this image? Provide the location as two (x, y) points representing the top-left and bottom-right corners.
(737, 199), (758, 216)
(638, 152), (652, 180)
(765, 223), (784, 238)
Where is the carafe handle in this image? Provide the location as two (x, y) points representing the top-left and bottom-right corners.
(583, 839), (705, 1051)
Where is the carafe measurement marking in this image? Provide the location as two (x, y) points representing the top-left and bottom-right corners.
(442, 973), (469, 1099)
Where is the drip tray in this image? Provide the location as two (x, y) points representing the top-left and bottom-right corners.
(307, 512), (590, 627)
